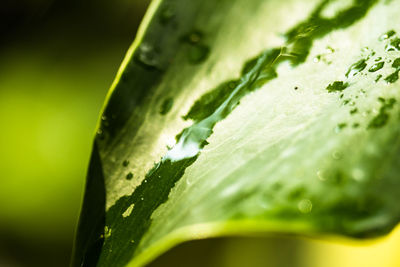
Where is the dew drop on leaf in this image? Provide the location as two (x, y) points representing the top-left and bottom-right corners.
(317, 170), (326, 181)
(368, 61), (384, 72)
(159, 97), (174, 115)
(332, 150), (343, 160)
(181, 30), (210, 64)
(135, 43), (160, 68)
(351, 168), (365, 181)
(378, 30), (396, 41)
(350, 108), (358, 114)
(313, 55), (321, 63)
(126, 172), (133, 180)
(385, 37), (400, 51)
(188, 44), (210, 64)
(104, 226), (112, 239)
(159, 6), (174, 24)
(298, 199), (312, 213)
(346, 59), (367, 77)
(335, 123), (347, 133)
(326, 46), (335, 53)
(188, 31), (202, 44)
(122, 204), (135, 218)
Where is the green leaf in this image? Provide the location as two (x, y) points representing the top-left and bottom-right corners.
(72, 0), (400, 266)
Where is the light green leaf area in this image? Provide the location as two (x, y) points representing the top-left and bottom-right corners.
(72, 0), (400, 266)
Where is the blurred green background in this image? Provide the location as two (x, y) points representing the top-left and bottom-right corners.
(1, 1), (400, 267)
(0, 0), (149, 266)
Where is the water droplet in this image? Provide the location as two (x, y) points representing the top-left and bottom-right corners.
(326, 46), (335, 53)
(368, 61), (384, 72)
(298, 199), (312, 213)
(140, 197), (144, 201)
(378, 97), (386, 103)
(346, 59), (367, 77)
(379, 30), (396, 41)
(317, 170), (326, 181)
(361, 47), (370, 53)
(188, 31), (202, 44)
(188, 44), (210, 64)
(313, 55), (321, 63)
(101, 115), (109, 127)
(122, 203), (135, 218)
(104, 226), (112, 238)
(343, 99), (351, 105)
(385, 37), (400, 51)
(144, 179), (147, 183)
(135, 43), (160, 68)
(159, 6), (174, 24)
(96, 128), (105, 140)
(126, 172), (133, 180)
(350, 108), (358, 114)
(122, 160), (129, 167)
(335, 123), (347, 133)
(375, 57), (382, 61)
(181, 31), (210, 64)
(332, 151), (343, 160)
(159, 97), (174, 115)
(351, 168), (365, 181)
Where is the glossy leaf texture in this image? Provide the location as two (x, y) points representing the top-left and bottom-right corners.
(72, 0), (400, 266)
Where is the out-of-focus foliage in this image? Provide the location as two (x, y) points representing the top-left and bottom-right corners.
(0, 0), (149, 266)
